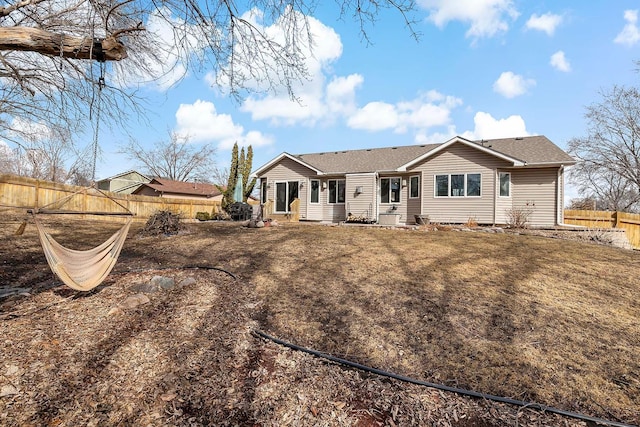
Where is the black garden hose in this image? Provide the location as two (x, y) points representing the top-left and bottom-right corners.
(253, 329), (637, 427)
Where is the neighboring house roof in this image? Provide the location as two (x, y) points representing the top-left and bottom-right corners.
(96, 170), (151, 182)
(253, 136), (575, 177)
(134, 178), (222, 198)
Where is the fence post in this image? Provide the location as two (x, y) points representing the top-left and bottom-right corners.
(613, 211), (620, 228)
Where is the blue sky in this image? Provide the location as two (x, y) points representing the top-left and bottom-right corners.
(93, 0), (639, 194)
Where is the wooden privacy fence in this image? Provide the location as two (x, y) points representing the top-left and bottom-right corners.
(0, 174), (222, 221)
(563, 209), (640, 250)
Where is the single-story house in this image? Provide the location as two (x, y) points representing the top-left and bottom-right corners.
(96, 170), (151, 194)
(252, 135), (576, 227)
(132, 177), (223, 201)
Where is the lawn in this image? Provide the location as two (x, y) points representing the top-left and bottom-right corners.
(0, 217), (638, 426)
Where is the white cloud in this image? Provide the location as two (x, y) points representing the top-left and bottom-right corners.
(325, 74), (364, 116)
(175, 100), (272, 150)
(614, 10), (640, 46)
(347, 102), (400, 131)
(461, 111), (529, 140)
(525, 13), (563, 36)
(550, 51), (571, 72)
(111, 8), (200, 91)
(347, 91), (463, 134)
(419, 0), (519, 39)
(493, 71), (536, 98)
(234, 11), (348, 125)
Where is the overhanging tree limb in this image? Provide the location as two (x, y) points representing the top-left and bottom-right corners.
(0, 27), (127, 61)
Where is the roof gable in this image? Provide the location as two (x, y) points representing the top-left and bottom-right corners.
(97, 170), (150, 183)
(251, 152), (323, 177)
(399, 136), (526, 170)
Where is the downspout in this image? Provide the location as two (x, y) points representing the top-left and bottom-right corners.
(493, 170), (497, 226)
(374, 172), (379, 222)
(557, 166), (563, 226)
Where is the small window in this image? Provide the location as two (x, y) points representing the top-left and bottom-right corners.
(435, 175), (448, 197)
(466, 174), (481, 197)
(328, 179), (345, 204)
(410, 175), (420, 198)
(261, 180), (268, 204)
(381, 177), (401, 203)
(310, 180), (319, 203)
(450, 174), (465, 197)
(499, 172), (510, 197)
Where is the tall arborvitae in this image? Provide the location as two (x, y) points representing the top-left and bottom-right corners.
(221, 142), (239, 210)
(219, 142), (256, 207)
(242, 145), (256, 202)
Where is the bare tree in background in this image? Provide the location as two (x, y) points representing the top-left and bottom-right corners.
(568, 85), (640, 213)
(0, 0), (418, 149)
(0, 123), (93, 183)
(211, 165), (229, 187)
(122, 132), (216, 182)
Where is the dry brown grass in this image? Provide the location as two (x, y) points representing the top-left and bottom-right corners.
(0, 217), (638, 426)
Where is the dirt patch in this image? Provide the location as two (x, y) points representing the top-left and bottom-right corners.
(1, 217), (638, 426)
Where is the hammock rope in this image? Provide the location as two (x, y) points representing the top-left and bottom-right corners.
(34, 216), (132, 291)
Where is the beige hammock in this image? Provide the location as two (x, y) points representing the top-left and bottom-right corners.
(34, 217), (132, 291)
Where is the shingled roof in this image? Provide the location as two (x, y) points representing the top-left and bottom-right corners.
(136, 178), (222, 197)
(272, 136), (574, 175)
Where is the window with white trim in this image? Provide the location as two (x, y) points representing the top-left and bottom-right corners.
(275, 181), (299, 212)
(499, 172), (511, 197)
(410, 175), (420, 198)
(328, 179), (345, 204)
(261, 180), (268, 204)
(434, 173), (482, 197)
(310, 179), (320, 203)
(381, 177), (401, 203)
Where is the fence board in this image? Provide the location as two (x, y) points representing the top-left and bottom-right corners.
(1, 174), (221, 221)
(564, 209), (640, 250)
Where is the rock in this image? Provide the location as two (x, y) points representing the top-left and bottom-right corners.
(178, 277), (196, 288)
(129, 282), (160, 293)
(150, 275), (175, 290)
(107, 307), (124, 316)
(0, 287), (32, 298)
(0, 385), (18, 397)
(119, 293), (150, 310)
(5, 365), (20, 377)
(256, 220), (265, 228)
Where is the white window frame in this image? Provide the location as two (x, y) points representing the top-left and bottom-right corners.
(310, 179), (320, 204)
(380, 177), (401, 204)
(409, 175), (420, 199)
(499, 172), (511, 198)
(327, 179), (346, 204)
(274, 181), (299, 213)
(434, 173), (482, 198)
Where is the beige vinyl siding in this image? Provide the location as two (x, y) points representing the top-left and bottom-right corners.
(345, 173), (377, 221)
(511, 167), (558, 227)
(260, 157), (315, 219)
(413, 143), (511, 224)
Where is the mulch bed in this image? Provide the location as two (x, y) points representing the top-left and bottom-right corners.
(1, 217), (636, 426)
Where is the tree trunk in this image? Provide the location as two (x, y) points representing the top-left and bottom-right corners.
(0, 27), (127, 61)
